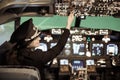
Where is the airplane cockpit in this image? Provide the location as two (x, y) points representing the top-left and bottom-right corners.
(0, 0), (120, 80)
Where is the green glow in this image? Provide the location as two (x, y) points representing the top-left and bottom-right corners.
(21, 15), (120, 31)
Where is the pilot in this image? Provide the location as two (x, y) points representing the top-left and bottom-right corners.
(7, 13), (74, 80)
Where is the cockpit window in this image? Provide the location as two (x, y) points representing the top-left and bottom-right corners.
(0, 21), (14, 45)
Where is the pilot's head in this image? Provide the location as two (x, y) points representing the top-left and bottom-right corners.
(10, 18), (41, 48)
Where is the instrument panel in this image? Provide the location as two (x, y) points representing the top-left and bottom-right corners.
(37, 28), (120, 75)
(36, 27), (119, 79)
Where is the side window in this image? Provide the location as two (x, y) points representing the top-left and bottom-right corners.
(0, 21), (14, 45)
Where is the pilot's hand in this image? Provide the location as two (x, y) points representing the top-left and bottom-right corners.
(66, 12), (74, 30)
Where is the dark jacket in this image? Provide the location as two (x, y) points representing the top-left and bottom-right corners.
(17, 29), (70, 80)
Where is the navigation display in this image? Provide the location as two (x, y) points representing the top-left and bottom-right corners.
(90, 42), (104, 56)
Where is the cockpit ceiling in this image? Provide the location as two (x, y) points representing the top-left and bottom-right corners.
(0, 0), (54, 24)
(0, 0), (54, 15)
(0, 0), (120, 28)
